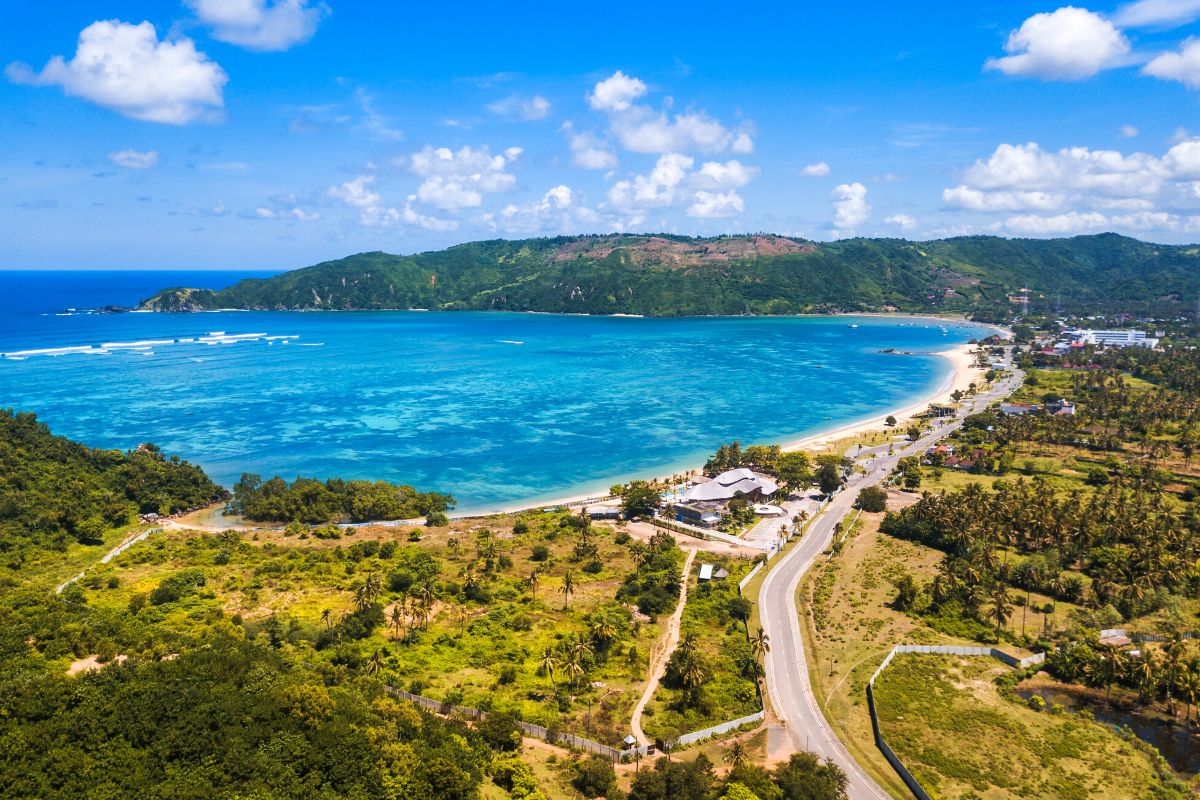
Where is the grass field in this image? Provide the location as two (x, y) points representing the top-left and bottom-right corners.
(872, 654), (1180, 800)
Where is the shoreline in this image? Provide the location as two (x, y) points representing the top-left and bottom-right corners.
(456, 341), (991, 518)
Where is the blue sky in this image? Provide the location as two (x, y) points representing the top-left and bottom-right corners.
(5, 0), (1200, 267)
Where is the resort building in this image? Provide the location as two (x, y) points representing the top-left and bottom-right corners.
(672, 503), (722, 529)
(1067, 329), (1159, 348)
(680, 468), (779, 502)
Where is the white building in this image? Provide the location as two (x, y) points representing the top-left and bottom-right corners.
(1067, 329), (1158, 348)
(680, 468), (779, 502)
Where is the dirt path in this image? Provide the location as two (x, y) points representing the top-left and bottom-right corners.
(629, 546), (697, 746)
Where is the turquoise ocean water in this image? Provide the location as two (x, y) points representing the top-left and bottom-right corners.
(0, 271), (991, 513)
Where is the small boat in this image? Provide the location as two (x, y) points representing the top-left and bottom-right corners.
(848, 323), (859, 328)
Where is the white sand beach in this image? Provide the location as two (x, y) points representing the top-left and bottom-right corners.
(471, 341), (990, 516)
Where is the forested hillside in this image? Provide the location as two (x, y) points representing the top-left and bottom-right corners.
(139, 232), (1200, 318)
(0, 409), (224, 553)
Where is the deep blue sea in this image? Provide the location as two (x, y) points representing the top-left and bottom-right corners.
(0, 270), (990, 513)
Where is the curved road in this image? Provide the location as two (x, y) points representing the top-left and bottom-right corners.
(759, 363), (1022, 799)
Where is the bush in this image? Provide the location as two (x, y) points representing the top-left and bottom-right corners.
(857, 485), (887, 513)
(476, 712), (522, 752)
(425, 510), (449, 527)
(530, 544), (550, 561)
(572, 756), (618, 798)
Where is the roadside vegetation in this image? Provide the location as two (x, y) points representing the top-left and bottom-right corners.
(642, 556), (761, 742)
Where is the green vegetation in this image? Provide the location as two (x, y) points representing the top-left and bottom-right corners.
(0, 408), (224, 554)
(138, 232), (1200, 318)
(231, 473), (454, 524)
(642, 558), (761, 742)
(0, 640), (494, 800)
(625, 750), (848, 800)
(872, 654), (1186, 800)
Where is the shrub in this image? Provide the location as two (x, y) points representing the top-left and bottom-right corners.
(476, 712), (522, 752)
(572, 756), (618, 798)
(857, 485), (888, 513)
(425, 511), (449, 527)
(530, 544), (550, 562)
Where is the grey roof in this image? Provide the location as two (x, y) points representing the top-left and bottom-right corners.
(680, 468), (778, 502)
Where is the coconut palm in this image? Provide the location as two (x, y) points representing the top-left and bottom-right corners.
(538, 648), (561, 690)
(989, 584), (1012, 642)
(723, 741), (747, 769)
(749, 626), (770, 659)
(389, 603), (404, 641)
(559, 570), (576, 610)
(365, 648), (385, 676)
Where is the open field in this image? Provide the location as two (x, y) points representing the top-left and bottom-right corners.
(872, 654), (1180, 800)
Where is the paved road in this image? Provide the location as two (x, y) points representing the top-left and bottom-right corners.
(759, 363), (1022, 800)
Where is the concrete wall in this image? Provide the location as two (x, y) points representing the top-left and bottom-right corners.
(866, 644), (1045, 800)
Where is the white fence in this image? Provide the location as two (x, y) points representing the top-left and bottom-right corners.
(385, 686), (626, 760)
(738, 561), (765, 593)
(671, 710), (765, 748)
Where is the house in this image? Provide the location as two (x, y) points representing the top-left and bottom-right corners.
(585, 504), (622, 520)
(1045, 398), (1076, 416)
(673, 502), (722, 529)
(927, 403), (957, 418)
(680, 467), (779, 503)
(1000, 403), (1038, 415)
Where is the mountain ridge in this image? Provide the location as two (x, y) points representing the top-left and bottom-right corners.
(137, 232), (1200, 318)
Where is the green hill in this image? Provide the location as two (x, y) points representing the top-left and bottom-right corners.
(0, 409), (225, 552)
(138, 232), (1200, 317)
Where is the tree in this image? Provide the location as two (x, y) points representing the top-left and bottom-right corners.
(885, 415), (897, 427)
(572, 757), (619, 798)
(723, 740), (748, 770)
(622, 480), (661, 518)
(816, 461), (842, 496)
(559, 571), (576, 609)
(537, 647), (561, 689)
(989, 584), (1012, 641)
(749, 626), (770, 659)
(365, 648), (385, 676)
(776, 451), (813, 494)
(773, 752), (848, 800)
(856, 485), (887, 513)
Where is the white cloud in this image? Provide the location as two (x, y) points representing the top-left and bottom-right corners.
(608, 153), (695, 208)
(1144, 37), (1200, 87)
(328, 174), (401, 226)
(108, 149), (159, 169)
(692, 160), (759, 190)
(885, 213), (917, 229)
(186, 0), (328, 51)
(832, 182), (870, 234)
(986, 7), (1130, 80)
(688, 190), (744, 218)
(1120, 124), (1140, 138)
(588, 70), (647, 112)
(404, 145), (521, 211)
(943, 185), (1066, 212)
(1113, 0), (1200, 27)
(494, 185), (602, 233)
(944, 139), (1200, 237)
(487, 94), (552, 120)
(606, 154), (758, 216)
(402, 200), (458, 231)
(801, 162), (831, 177)
(6, 20), (226, 124)
(566, 129), (618, 170)
(254, 205), (319, 221)
(586, 69), (754, 155)
(610, 107), (750, 155)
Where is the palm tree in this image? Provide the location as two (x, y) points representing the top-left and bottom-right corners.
(538, 647), (561, 690)
(525, 570), (541, 598)
(362, 572), (383, 605)
(680, 656), (708, 704)
(723, 740), (747, 770)
(562, 656), (586, 688)
(320, 608), (332, 629)
(365, 648), (385, 676)
(589, 614), (617, 645)
(989, 584), (1012, 642)
(559, 570), (576, 610)
(1179, 666), (1199, 726)
(748, 626), (770, 659)
(389, 604), (404, 641)
(569, 632), (594, 664)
